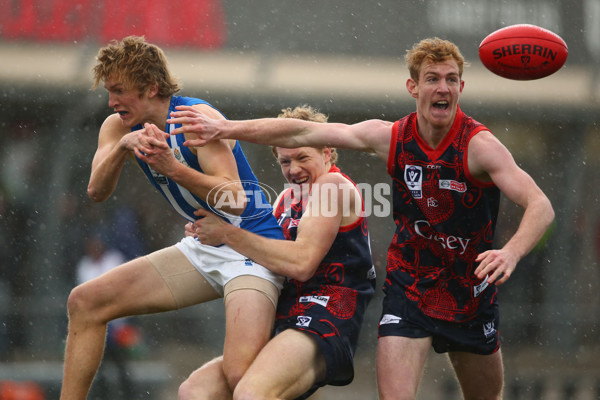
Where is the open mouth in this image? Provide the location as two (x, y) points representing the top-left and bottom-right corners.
(293, 177), (309, 185)
(433, 101), (449, 110)
(116, 110), (129, 116)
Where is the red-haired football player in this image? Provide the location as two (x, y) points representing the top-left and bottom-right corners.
(168, 37), (554, 400)
(179, 105), (376, 400)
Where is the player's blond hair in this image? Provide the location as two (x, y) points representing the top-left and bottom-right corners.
(405, 37), (468, 81)
(92, 35), (181, 98)
(271, 105), (338, 164)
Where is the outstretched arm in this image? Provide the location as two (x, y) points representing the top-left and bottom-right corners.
(470, 132), (555, 285)
(167, 105), (394, 161)
(134, 104), (248, 215)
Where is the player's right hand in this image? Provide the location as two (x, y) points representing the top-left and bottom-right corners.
(167, 105), (221, 147)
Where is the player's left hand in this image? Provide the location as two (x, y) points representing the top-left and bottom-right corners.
(134, 123), (178, 175)
(474, 248), (519, 286)
(192, 208), (229, 246)
(184, 222), (196, 238)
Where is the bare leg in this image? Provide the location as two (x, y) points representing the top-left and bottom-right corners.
(376, 336), (431, 400)
(221, 287), (276, 390)
(449, 349), (504, 400)
(233, 329), (326, 400)
(179, 356), (232, 400)
(60, 255), (219, 400)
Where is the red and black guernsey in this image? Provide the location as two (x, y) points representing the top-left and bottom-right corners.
(386, 106), (501, 323)
(272, 165), (376, 350)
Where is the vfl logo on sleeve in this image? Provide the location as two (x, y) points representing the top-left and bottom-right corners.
(404, 165), (423, 199)
(296, 316), (312, 327)
(299, 295), (330, 307)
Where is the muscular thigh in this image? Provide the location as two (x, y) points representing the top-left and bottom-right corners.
(222, 281), (277, 374)
(180, 356), (232, 400)
(238, 329), (325, 399)
(376, 335), (431, 399)
(77, 255), (178, 319)
(146, 246), (220, 308)
(450, 349), (504, 400)
(80, 246), (219, 320)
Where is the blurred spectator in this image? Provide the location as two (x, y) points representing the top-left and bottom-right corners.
(0, 122), (45, 360)
(75, 234), (142, 399)
(76, 235), (127, 284)
(0, 122), (40, 211)
(107, 206), (147, 260)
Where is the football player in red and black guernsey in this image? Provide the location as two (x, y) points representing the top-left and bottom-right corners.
(180, 105), (376, 400)
(170, 38), (554, 400)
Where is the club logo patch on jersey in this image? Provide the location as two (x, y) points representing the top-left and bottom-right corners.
(439, 179), (467, 193)
(473, 277), (489, 298)
(367, 266), (377, 280)
(299, 295), (330, 308)
(404, 165), (423, 199)
(150, 168), (168, 185)
(379, 314), (402, 325)
(483, 321), (497, 339)
(172, 147), (190, 167)
(296, 316), (312, 327)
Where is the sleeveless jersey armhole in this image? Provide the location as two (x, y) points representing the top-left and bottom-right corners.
(339, 215), (365, 233)
(387, 121), (400, 176)
(338, 185), (365, 232)
(464, 128), (497, 188)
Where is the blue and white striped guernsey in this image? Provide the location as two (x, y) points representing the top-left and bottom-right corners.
(134, 96), (283, 240)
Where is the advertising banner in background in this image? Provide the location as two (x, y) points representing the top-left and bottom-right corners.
(0, 0), (597, 64)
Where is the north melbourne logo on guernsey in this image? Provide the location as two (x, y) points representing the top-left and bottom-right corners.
(379, 314), (402, 325)
(172, 147), (190, 167)
(150, 168), (168, 185)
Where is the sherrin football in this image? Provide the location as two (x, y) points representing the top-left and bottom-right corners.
(479, 24), (568, 80)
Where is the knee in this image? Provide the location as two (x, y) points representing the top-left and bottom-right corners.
(67, 285), (91, 317)
(178, 378), (197, 400)
(66, 284), (106, 324)
(223, 366), (244, 393)
(223, 354), (255, 392)
(178, 378), (222, 400)
(233, 382), (265, 400)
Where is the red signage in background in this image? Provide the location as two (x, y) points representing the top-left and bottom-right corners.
(0, 0), (226, 49)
